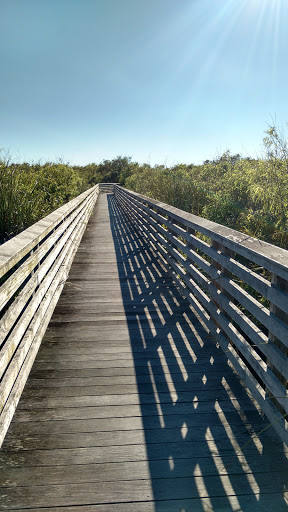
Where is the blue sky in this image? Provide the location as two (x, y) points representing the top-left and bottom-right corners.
(0, 0), (287, 166)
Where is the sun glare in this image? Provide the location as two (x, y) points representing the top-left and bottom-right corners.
(168, 0), (287, 118)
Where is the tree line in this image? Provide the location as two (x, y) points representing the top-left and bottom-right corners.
(1, 124), (288, 249)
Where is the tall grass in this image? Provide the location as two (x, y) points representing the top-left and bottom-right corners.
(0, 160), (84, 244)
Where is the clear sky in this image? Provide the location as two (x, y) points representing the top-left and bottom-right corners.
(0, 0), (287, 166)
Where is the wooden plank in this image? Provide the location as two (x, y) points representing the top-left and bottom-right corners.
(30, 359), (242, 372)
(1, 472), (288, 510)
(16, 389), (251, 410)
(34, 348), (221, 364)
(24, 371), (234, 387)
(2, 455), (288, 489)
(29, 366), (232, 379)
(3, 438), (285, 470)
(3, 492), (288, 512)
(4, 494), (288, 512)
(4, 409), (271, 436)
(11, 399), (262, 424)
(3, 422), (279, 451)
(34, 347), (219, 360)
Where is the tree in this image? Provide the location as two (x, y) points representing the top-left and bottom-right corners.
(89, 156), (134, 185)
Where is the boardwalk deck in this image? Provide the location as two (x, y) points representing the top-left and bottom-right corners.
(0, 193), (288, 511)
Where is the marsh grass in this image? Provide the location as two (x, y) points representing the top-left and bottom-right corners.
(0, 159), (84, 244)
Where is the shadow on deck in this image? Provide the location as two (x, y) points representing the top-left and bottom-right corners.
(108, 194), (288, 511)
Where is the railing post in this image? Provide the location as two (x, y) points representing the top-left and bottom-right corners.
(167, 215), (175, 271)
(167, 215), (173, 242)
(269, 274), (288, 395)
(186, 225), (195, 242)
(210, 241), (227, 326)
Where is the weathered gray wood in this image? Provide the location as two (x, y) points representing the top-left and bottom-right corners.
(1, 191), (287, 511)
(7, 422), (276, 451)
(0, 221), (84, 411)
(17, 390), (250, 411)
(0, 185), (98, 448)
(5, 411), (271, 441)
(5, 438), (284, 469)
(166, 216), (288, 313)
(166, 218), (288, 355)
(0, 197), (95, 346)
(11, 399), (261, 424)
(24, 370), (229, 386)
(116, 186), (288, 445)
(169, 247), (288, 381)
(116, 187), (288, 278)
(269, 274), (288, 394)
(1, 472), (288, 510)
(0, 192), (95, 312)
(98, 183), (116, 193)
(0, 206), (89, 381)
(168, 257), (288, 443)
(1, 454), (286, 487)
(0, 224), (85, 444)
(2, 494), (288, 512)
(0, 185), (98, 279)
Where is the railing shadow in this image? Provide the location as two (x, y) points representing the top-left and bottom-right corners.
(108, 194), (288, 511)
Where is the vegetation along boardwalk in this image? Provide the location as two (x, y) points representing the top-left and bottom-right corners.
(0, 189), (288, 511)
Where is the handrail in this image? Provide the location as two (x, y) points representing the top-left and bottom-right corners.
(98, 183), (119, 193)
(0, 184), (99, 446)
(115, 185), (288, 445)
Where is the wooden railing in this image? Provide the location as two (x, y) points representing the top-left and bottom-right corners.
(1, 183), (287, 447)
(98, 183), (117, 193)
(0, 184), (99, 446)
(115, 185), (288, 445)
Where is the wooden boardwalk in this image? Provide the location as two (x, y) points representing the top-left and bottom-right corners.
(0, 193), (288, 511)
